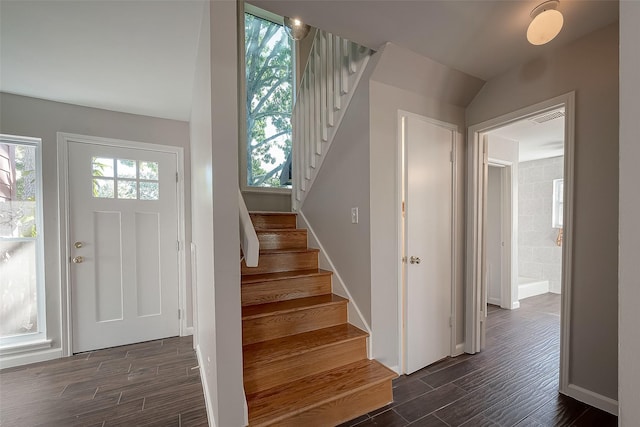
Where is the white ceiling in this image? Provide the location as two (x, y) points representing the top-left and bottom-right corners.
(0, 0), (618, 121)
(250, 0), (619, 81)
(489, 109), (565, 162)
(0, 0), (204, 121)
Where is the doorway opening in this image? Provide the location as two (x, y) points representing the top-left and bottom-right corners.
(465, 92), (575, 396)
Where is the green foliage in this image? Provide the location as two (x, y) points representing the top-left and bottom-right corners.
(245, 13), (293, 187)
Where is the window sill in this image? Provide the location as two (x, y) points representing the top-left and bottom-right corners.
(241, 187), (292, 195)
(0, 338), (53, 356)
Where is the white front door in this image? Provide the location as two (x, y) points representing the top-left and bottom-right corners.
(403, 115), (453, 374)
(68, 140), (179, 353)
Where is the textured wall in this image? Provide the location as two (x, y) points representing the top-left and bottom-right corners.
(518, 157), (564, 293)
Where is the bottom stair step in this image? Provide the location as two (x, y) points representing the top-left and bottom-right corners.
(246, 359), (397, 427)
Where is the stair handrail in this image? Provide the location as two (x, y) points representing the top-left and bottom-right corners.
(239, 189), (259, 267)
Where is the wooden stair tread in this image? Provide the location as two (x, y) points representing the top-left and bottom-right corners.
(257, 248), (319, 255)
(249, 211), (297, 216)
(241, 269), (332, 285)
(247, 359), (396, 425)
(243, 324), (367, 366)
(242, 294), (347, 320)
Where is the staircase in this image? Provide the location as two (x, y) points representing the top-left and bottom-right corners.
(241, 212), (396, 426)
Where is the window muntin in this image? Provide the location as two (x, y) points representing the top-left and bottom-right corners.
(244, 11), (293, 188)
(0, 135), (46, 343)
(91, 157), (159, 201)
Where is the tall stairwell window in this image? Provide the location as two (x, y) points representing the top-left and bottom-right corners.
(243, 6), (294, 189)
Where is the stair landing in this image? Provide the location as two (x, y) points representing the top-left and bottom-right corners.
(242, 212), (395, 426)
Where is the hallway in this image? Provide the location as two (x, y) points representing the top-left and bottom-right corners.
(340, 293), (617, 426)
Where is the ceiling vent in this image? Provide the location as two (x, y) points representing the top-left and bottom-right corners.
(529, 110), (565, 124)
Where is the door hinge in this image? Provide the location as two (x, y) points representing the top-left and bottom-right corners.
(176, 172), (179, 183)
(177, 241), (180, 251)
(178, 309), (182, 319)
(449, 316), (453, 327)
(450, 151), (454, 163)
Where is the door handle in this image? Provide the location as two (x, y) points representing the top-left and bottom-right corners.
(72, 256), (84, 264)
(409, 256), (421, 264)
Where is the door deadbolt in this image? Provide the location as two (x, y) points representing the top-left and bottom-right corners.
(74, 241), (83, 249)
(409, 256), (421, 265)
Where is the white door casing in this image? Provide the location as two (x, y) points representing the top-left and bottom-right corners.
(402, 114), (454, 374)
(65, 137), (181, 353)
(465, 93), (575, 399)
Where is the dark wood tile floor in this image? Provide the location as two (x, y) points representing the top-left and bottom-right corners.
(340, 293), (618, 427)
(1, 294), (618, 427)
(0, 336), (207, 427)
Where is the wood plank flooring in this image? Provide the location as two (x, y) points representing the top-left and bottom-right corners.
(339, 293), (618, 427)
(0, 336), (207, 427)
(0, 294), (618, 426)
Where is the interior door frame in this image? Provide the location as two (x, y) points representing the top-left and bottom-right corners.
(465, 92), (575, 396)
(486, 160), (516, 310)
(57, 132), (188, 356)
(397, 111), (460, 374)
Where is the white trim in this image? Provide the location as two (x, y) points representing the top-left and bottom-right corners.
(487, 160), (516, 310)
(56, 132), (189, 354)
(0, 348), (62, 370)
(465, 93), (575, 394)
(239, 1), (295, 194)
(564, 384), (619, 416)
(454, 343), (465, 357)
(296, 210), (373, 356)
(396, 111), (459, 373)
(0, 339), (52, 356)
(196, 344), (217, 427)
(388, 365), (401, 375)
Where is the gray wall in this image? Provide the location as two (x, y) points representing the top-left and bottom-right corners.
(0, 92), (192, 362)
(369, 43), (484, 369)
(467, 23), (619, 401)
(242, 191), (291, 212)
(619, 3), (640, 424)
(302, 57), (374, 324)
(518, 157), (563, 294)
(190, 2), (244, 425)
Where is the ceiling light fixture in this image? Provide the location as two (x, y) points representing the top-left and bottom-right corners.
(283, 17), (311, 41)
(527, 0), (564, 45)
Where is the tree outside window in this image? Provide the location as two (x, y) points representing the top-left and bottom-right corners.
(244, 12), (293, 188)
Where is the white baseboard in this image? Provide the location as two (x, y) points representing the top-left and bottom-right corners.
(511, 301), (520, 310)
(453, 343), (465, 356)
(297, 211), (373, 357)
(196, 344), (216, 427)
(488, 297), (501, 306)
(563, 383), (618, 416)
(183, 326), (194, 336)
(518, 280), (550, 300)
(0, 347), (63, 369)
(388, 365), (401, 375)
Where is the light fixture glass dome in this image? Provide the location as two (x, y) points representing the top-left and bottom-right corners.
(284, 17), (311, 41)
(527, 1), (564, 45)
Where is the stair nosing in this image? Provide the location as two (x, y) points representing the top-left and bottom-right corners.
(248, 360), (396, 426)
(241, 269), (332, 284)
(243, 325), (368, 366)
(242, 295), (347, 320)
(256, 248), (319, 255)
(256, 228), (306, 233)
